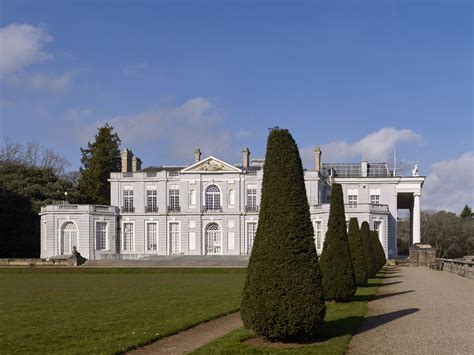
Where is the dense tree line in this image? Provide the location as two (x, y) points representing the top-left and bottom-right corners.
(397, 207), (474, 258)
(0, 124), (121, 257)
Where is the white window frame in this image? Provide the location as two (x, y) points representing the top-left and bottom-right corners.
(146, 187), (158, 211)
(121, 221), (135, 252)
(145, 221), (159, 252)
(205, 222), (222, 255)
(168, 221), (181, 255)
(58, 220), (79, 255)
(123, 187), (134, 212)
(95, 221), (108, 251)
(205, 184), (221, 211)
(370, 194), (380, 205)
(314, 220), (322, 250)
(247, 188), (257, 209)
(169, 187), (180, 210)
(246, 221), (258, 255)
(348, 195), (358, 208)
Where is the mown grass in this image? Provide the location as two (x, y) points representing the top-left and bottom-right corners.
(0, 267), (246, 354)
(192, 269), (386, 354)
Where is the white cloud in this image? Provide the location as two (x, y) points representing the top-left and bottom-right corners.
(66, 108), (93, 123)
(423, 152), (474, 212)
(7, 71), (77, 92)
(301, 127), (421, 168)
(0, 24), (52, 78)
(78, 98), (232, 162)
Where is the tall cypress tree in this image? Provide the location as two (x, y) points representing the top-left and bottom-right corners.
(78, 124), (121, 205)
(348, 218), (368, 287)
(241, 128), (326, 340)
(360, 222), (377, 277)
(320, 183), (357, 302)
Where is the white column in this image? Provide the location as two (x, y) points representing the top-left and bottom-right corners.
(413, 193), (421, 244)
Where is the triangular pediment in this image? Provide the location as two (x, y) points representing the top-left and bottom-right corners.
(181, 156), (242, 173)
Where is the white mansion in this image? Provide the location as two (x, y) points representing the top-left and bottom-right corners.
(40, 147), (425, 260)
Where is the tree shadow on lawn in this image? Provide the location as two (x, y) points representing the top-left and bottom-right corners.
(352, 290), (415, 302)
(373, 275), (401, 279)
(319, 308), (420, 338)
(377, 281), (402, 287)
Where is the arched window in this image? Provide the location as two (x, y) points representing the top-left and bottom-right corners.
(206, 223), (221, 255)
(61, 222), (78, 255)
(205, 185), (221, 211)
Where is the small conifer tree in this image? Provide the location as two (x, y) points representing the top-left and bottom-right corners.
(348, 218), (368, 286)
(360, 221), (377, 278)
(241, 128), (326, 340)
(371, 230), (386, 270)
(320, 183), (357, 301)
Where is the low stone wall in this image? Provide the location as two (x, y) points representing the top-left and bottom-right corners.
(0, 258), (69, 266)
(0, 254), (86, 267)
(439, 259), (474, 280)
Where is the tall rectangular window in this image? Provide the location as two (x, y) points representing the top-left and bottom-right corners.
(96, 222), (107, 250)
(123, 189), (134, 212)
(370, 194), (380, 205)
(247, 222), (257, 255)
(169, 188), (180, 212)
(146, 189), (157, 212)
(146, 222), (158, 251)
(247, 188), (257, 212)
(315, 221), (322, 249)
(169, 222), (180, 254)
(123, 222), (134, 251)
(374, 221), (382, 236)
(348, 195), (358, 208)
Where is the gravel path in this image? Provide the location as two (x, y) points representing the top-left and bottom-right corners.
(127, 312), (243, 354)
(348, 266), (474, 355)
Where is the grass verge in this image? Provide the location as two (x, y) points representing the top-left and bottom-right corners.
(191, 268), (386, 354)
(0, 267), (246, 354)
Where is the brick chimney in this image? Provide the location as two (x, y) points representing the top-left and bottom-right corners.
(194, 148), (201, 163)
(121, 148), (133, 173)
(314, 147), (322, 172)
(242, 147), (250, 169)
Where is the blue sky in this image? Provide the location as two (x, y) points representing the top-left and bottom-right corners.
(1, 0), (472, 211)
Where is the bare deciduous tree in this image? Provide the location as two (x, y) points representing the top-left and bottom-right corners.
(0, 140), (70, 176)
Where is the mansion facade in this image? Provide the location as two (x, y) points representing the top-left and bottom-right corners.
(40, 147), (425, 260)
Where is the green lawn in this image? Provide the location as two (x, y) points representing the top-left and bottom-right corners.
(192, 270), (386, 354)
(0, 267), (246, 354)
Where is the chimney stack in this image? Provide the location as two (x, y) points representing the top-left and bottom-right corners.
(361, 158), (368, 177)
(314, 147), (322, 172)
(242, 147), (250, 169)
(194, 148), (201, 163)
(132, 156), (142, 172)
(121, 148), (133, 173)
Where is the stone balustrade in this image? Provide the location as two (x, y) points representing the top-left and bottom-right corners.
(438, 258), (474, 280)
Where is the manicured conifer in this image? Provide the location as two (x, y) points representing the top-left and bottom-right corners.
(348, 218), (368, 286)
(371, 230), (387, 271)
(360, 221), (377, 278)
(241, 128), (326, 340)
(319, 183), (357, 302)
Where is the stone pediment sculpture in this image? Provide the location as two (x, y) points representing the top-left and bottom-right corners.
(181, 156), (242, 173)
(195, 160), (233, 171)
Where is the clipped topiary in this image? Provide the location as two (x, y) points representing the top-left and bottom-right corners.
(348, 218), (368, 287)
(360, 222), (377, 278)
(320, 183), (357, 302)
(371, 230), (386, 271)
(241, 128), (326, 340)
